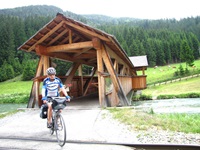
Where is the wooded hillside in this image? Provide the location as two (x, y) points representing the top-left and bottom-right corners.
(0, 5), (199, 82)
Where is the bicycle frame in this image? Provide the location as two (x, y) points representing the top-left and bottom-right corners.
(48, 97), (67, 147)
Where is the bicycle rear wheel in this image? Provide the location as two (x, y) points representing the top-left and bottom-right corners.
(55, 114), (66, 147)
(49, 119), (54, 135)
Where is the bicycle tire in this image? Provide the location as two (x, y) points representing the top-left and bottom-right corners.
(49, 118), (54, 135)
(55, 114), (66, 147)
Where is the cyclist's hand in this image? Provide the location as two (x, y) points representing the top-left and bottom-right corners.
(66, 96), (71, 102)
(42, 97), (47, 103)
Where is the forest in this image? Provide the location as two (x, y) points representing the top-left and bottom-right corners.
(0, 5), (199, 82)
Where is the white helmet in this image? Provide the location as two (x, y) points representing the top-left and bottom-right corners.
(46, 67), (56, 75)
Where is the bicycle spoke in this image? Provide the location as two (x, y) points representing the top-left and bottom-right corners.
(55, 114), (66, 146)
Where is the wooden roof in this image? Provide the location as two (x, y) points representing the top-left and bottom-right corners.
(18, 13), (134, 68)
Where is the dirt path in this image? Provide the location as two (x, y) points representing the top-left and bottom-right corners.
(0, 107), (138, 150)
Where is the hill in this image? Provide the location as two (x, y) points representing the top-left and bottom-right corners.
(0, 5), (199, 82)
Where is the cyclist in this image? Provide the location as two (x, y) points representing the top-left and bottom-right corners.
(42, 67), (70, 128)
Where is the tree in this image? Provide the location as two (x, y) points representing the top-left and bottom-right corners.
(180, 40), (194, 68)
(22, 60), (36, 81)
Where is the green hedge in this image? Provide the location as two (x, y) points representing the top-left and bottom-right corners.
(133, 93), (200, 101)
(157, 93), (200, 99)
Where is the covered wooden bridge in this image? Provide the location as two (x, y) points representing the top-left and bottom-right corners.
(18, 13), (147, 108)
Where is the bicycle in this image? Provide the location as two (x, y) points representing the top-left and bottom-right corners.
(48, 97), (68, 147)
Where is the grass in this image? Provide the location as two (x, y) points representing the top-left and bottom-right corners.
(0, 80), (32, 95)
(0, 76), (32, 103)
(142, 76), (200, 98)
(108, 108), (200, 133)
(144, 60), (200, 85)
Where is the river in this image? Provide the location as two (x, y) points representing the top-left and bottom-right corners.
(132, 98), (200, 114)
(0, 98), (200, 114)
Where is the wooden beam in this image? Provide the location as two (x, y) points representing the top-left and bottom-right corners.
(64, 21), (111, 42)
(35, 56), (44, 77)
(47, 30), (68, 45)
(69, 29), (72, 44)
(78, 65), (83, 96)
(95, 38), (105, 107)
(73, 47), (91, 58)
(43, 56), (50, 75)
(83, 67), (97, 96)
(101, 44), (129, 106)
(28, 21), (65, 52)
(64, 62), (81, 85)
(113, 60), (118, 74)
(46, 41), (93, 53)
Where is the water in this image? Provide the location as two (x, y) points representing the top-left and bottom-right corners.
(0, 103), (26, 114)
(132, 98), (200, 114)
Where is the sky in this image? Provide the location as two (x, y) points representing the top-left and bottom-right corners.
(0, 0), (199, 20)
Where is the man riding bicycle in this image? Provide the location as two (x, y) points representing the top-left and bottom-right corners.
(42, 67), (70, 128)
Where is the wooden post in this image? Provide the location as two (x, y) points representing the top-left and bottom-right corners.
(78, 64), (83, 96)
(43, 56), (50, 75)
(93, 38), (105, 107)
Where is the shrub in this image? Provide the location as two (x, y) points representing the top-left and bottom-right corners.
(132, 94), (152, 101)
(157, 95), (176, 99)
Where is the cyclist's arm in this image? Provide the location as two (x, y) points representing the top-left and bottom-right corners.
(42, 81), (47, 103)
(60, 87), (69, 96)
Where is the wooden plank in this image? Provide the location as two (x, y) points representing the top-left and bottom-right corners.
(28, 21), (65, 52)
(46, 41), (93, 53)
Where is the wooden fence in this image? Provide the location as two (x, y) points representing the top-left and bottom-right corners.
(148, 74), (200, 87)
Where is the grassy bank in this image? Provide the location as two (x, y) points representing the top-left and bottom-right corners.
(0, 80), (32, 103)
(145, 59), (200, 85)
(141, 76), (200, 99)
(108, 108), (200, 134)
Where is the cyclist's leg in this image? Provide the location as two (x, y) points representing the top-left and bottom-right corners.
(47, 102), (53, 128)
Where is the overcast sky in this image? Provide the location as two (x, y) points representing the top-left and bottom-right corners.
(0, 0), (199, 20)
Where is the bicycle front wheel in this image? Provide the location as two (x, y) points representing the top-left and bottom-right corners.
(55, 114), (66, 147)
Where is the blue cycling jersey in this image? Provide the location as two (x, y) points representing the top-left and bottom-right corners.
(42, 77), (64, 98)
